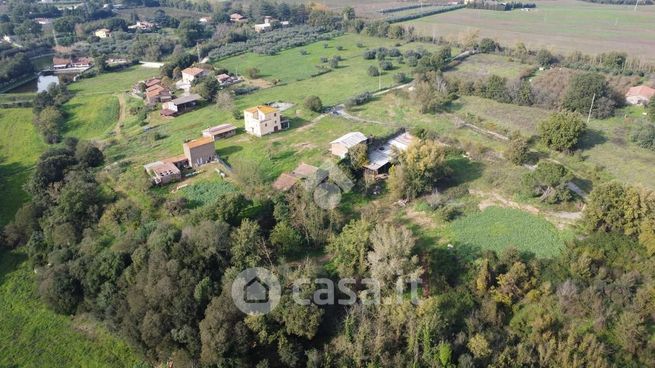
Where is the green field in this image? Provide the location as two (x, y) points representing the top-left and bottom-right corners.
(0, 250), (142, 367)
(446, 53), (533, 80)
(447, 206), (569, 257)
(0, 108), (47, 226)
(64, 95), (120, 140)
(402, 0), (655, 62)
(216, 33), (446, 106)
(69, 66), (158, 95)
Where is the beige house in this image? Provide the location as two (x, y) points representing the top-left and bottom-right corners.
(244, 105), (288, 137)
(330, 132), (368, 159)
(94, 28), (111, 38)
(183, 136), (216, 168)
(626, 85), (655, 105)
(181, 67), (208, 84)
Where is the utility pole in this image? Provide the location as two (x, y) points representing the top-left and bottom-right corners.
(634, 0), (640, 11)
(379, 73), (382, 91)
(196, 42), (201, 62)
(587, 93), (596, 125)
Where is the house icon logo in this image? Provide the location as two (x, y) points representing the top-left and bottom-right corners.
(231, 267), (281, 315)
(244, 276), (270, 303)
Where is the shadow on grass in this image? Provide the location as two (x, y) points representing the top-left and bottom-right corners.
(0, 249), (27, 286)
(578, 128), (607, 150)
(218, 145), (243, 157)
(441, 156), (484, 188)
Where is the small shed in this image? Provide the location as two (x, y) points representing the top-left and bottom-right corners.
(202, 123), (237, 140)
(330, 132), (368, 159)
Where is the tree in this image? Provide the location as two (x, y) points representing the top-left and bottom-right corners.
(412, 75), (452, 114)
(304, 95), (323, 112)
(39, 265), (82, 314)
(215, 91), (235, 111)
(648, 98), (655, 123)
(562, 72), (617, 119)
(538, 111), (586, 152)
(230, 219), (265, 269)
(34, 106), (65, 143)
(521, 161), (573, 203)
(367, 65), (379, 77)
(177, 18), (205, 47)
(269, 221), (302, 255)
(582, 182), (647, 235)
(246, 67), (260, 79)
(327, 219), (371, 278)
(388, 139), (450, 199)
(478, 38), (497, 53)
(75, 142), (104, 167)
(484, 75), (510, 103)
(329, 56), (339, 69)
(348, 143), (368, 170)
(367, 223), (421, 292)
(379, 60), (393, 71)
(199, 292), (250, 366)
(536, 49), (554, 67)
(193, 77), (219, 101)
(505, 132), (529, 165)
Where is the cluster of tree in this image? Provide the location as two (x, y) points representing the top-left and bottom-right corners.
(160, 53), (197, 78)
(159, 0), (213, 12)
(579, 0), (653, 4)
(383, 5), (466, 24)
(583, 182), (655, 254)
(412, 71), (455, 113)
(0, 53), (34, 86)
(521, 161), (573, 203)
(630, 122), (655, 151)
(389, 139), (452, 199)
(32, 84), (72, 144)
(79, 32), (178, 62)
(561, 50), (655, 76)
(207, 25), (342, 60)
(3, 124), (655, 367)
(466, 1), (536, 11)
(447, 71), (621, 119)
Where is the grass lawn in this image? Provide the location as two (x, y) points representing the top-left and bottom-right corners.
(63, 95), (120, 140)
(69, 66), (158, 95)
(401, 0), (655, 62)
(446, 206), (570, 258)
(0, 249), (143, 367)
(0, 108), (47, 226)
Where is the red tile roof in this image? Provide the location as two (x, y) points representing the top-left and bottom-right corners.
(184, 136), (215, 149)
(626, 85), (655, 99)
(182, 67), (206, 77)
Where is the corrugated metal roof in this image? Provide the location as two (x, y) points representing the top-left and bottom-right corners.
(170, 94), (202, 105)
(330, 132), (367, 149)
(364, 133), (414, 171)
(202, 123), (237, 135)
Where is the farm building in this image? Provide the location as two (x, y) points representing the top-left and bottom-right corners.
(244, 105), (289, 137)
(52, 57), (70, 70)
(162, 94), (202, 116)
(364, 132), (414, 175)
(626, 85), (655, 105)
(183, 137), (217, 168)
(202, 123), (237, 140)
(181, 67), (208, 84)
(230, 13), (247, 23)
(144, 161), (182, 185)
(94, 28), (111, 38)
(330, 132), (368, 159)
(254, 16), (275, 32)
(216, 73), (241, 87)
(145, 84), (172, 105)
(272, 163), (321, 192)
(128, 21), (155, 31)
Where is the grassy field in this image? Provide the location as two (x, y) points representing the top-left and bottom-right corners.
(401, 0), (655, 62)
(446, 53), (533, 80)
(64, 95), (120, 140)
(216, 33), (446, 106)
(0, 250), (142, 367)
(446, 206), (569, 258)
(0, 108), (47, 226)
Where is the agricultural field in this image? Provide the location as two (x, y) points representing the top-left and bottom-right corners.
(446, 53), (533, 80)
(216, 33), (444, 106)
(401, 0), (655, 62)
(445, 206), (570, 258)
(0, 250), (142, 367)
(0, 108), (46, 226)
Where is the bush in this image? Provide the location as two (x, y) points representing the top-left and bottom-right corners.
(368, 66), (380, 77)
(393, 72), (408, 84)
(329, 57), (339, 68)
(505, 133), (529, 165)
(304, 95), (323, 112)
(345, 92), (373, 108)
(379, 60), (393, 71)
(407, 55), (418, 67)
(363, 49), (376, 60)
(336, 45), (343, 51)
(539, 111), (586, 152)
(630, 123), (655, 150)
(478, 38), (498, 53)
